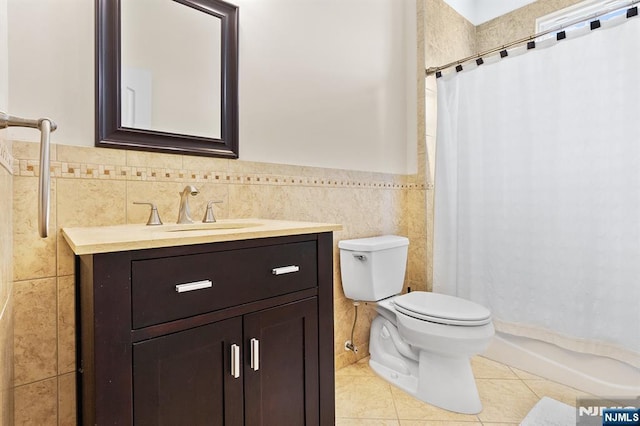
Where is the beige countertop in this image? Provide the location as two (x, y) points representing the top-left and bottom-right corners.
(62, 218), (343, 255)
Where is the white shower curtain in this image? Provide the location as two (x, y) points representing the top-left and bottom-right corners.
(433, 15), (640, 367)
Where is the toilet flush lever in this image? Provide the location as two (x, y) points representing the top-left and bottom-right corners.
(353, 254), (367, 261)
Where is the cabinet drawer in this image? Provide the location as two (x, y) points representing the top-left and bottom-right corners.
(131, 241), (317, 329)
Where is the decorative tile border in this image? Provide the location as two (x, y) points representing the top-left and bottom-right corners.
(14, 158), (433, 190)
(0, 139), (13, 174)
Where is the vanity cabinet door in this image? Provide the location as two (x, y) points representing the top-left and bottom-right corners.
(133, 317), (244, 426)
(244, 297), (319, 426)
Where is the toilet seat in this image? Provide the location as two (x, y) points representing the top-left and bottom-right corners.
(393, 292), (491, 326)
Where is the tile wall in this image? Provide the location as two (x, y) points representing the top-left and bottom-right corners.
(425, 0), (477, 70)
(10, 139), (428, 424)
(0, 137), (13, 425)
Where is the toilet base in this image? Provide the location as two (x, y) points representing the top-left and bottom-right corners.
(369, 355), (482, 415)
(369, 357), (418, 397)
(369, 316), (483, 414)
(416, 351), (482, 414)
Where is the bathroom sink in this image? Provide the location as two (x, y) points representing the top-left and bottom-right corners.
(156, 222), (262, 232)
(62, 219), (342, 256)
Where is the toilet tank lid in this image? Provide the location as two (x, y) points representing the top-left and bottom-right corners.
(339, 235), (409, 251)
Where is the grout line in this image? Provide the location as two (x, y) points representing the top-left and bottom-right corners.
(390, 381), (402, 423)
(56, 300), (60, 424)
(14, 158), (432, 191)
(0, 287), (9, 321)
(55, 275), (60, 379)
(0, 138), (14, 174)
(13, 374), (58, 389)
(335, 417), (401, 424)
(521, 378), (542, 399)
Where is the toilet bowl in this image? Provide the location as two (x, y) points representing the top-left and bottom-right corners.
(371, 294), (494, 414)
(339, 235), (495, 414)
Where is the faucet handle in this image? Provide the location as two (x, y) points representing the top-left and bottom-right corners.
(203, 200), (223, 223)
(133, 202), (163, 226)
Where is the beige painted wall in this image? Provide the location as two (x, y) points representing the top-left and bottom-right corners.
(7, 0), (417, 175)
(0, 0), (7, 109)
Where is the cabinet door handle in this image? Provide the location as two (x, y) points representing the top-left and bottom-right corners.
(250, 338), (260, 371)
(271, 265), (300, 275)
(175, 279), (212, 293)
(231, 344), (240, 379)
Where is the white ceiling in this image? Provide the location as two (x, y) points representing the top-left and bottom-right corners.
(443, 0), (540, 25)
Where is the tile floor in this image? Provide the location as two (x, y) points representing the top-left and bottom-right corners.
(335, 356), (591, 425)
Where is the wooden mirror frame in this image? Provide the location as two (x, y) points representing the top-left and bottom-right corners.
(96, 0), (239, 158)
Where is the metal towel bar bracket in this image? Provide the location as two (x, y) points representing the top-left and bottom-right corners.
(1, 111), (57, 238)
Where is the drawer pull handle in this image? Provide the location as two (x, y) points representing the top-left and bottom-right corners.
(231, 344), (240, 379)
(271, 265), (300, 275)
(250, 338), (260, 371)
(175, 280), (212, 293)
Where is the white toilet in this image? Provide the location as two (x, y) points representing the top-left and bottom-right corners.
(339, 235), (494, 414)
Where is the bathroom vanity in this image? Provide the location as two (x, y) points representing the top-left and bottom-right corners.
(62, 219), (341, 425)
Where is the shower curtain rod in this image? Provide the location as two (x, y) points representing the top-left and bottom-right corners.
(425, 0), (640, 76)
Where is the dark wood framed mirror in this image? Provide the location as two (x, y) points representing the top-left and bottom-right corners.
(96, 0), (239, 158)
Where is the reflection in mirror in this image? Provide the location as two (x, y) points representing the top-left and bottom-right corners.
(121, 0), (222, 139)
(96, 0), (238, 158)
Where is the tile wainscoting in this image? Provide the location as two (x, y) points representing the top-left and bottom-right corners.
(10, 141), (431, 424)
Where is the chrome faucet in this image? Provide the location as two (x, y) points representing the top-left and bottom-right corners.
(177, 185), (199, 224)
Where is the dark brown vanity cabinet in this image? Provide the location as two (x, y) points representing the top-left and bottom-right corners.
(133, 317), (244, 425)
(76, 233), (335, 425)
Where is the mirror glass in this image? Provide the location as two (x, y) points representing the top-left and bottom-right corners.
(120, 0), (222, 139)
(96, 0), (238, 158)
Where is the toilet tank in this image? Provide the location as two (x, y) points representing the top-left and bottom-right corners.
(338, 235), (409, 301)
